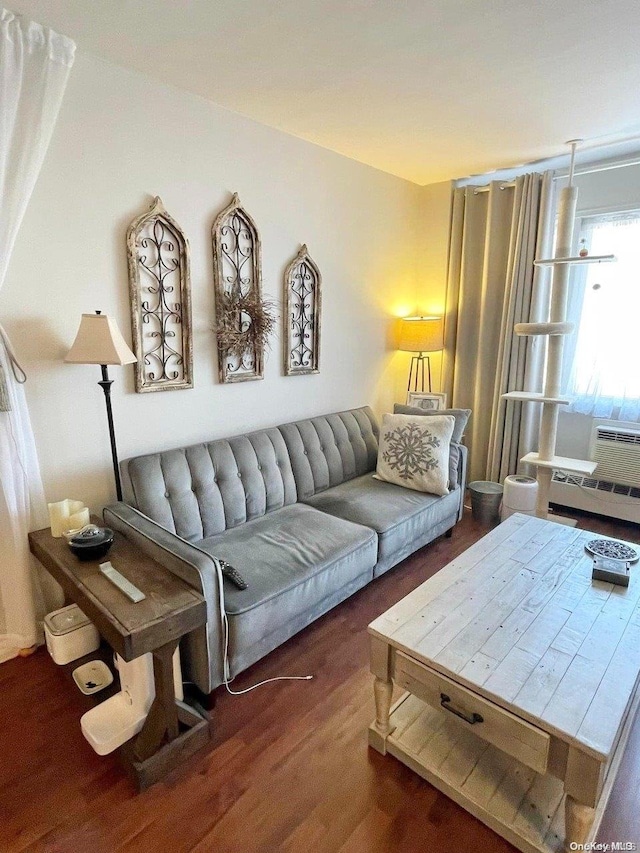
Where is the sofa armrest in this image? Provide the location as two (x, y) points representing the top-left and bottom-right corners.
(456, 443), (468, 522)
(103, 502), (224, 694)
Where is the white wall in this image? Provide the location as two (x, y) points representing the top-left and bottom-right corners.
(382, 180), (452, 404)
(556, 162), (640, 458)
(569, 161), (640, 213)
(1, 54), (422, 512)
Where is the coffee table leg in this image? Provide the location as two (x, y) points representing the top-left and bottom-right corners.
(564, 796), (595, 852)
(374, 677), (393, 735)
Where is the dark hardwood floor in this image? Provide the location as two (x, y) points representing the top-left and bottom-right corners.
(2, 509), (639, 852)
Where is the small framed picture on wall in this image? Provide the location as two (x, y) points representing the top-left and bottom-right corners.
(406, 391), (448, 410)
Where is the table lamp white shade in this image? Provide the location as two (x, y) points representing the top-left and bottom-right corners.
(65, 312), (136, 365)
(398, 316), (444, 353)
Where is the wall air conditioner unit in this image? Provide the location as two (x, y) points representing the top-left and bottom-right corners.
(549, 422), (640, 524)
(589, 424), (640, 487)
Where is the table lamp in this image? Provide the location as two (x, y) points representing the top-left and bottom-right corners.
(65, 311), (136, 501)
(398, 315), (444, 394)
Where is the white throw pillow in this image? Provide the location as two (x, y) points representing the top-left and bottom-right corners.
(375, 413), (455, 496)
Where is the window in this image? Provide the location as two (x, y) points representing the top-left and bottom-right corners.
(563, 210), (640, 421)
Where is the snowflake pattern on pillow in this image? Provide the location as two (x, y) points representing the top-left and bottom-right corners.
(376, 413), (455, 496)
(382, 422), (440, 481)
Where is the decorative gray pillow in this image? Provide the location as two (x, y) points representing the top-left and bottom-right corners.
(393, 404), (471, 443)
(375, 413), (454, 496)
(394, 405), (470, 489)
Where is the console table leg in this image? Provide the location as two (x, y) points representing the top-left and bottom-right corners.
(134, 638), (180, 762)
(565, 795), (595, 852)
(374, 677), (393, 735)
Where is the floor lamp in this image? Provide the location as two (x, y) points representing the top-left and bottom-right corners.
(398, 316), (444, 395)
(65, 311), (136, 502)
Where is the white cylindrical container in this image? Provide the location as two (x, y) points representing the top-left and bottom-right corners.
(501, 475), (539, 521)
(44, 603), (100, 665)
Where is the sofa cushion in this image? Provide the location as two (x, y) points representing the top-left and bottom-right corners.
(376, 413), (454, 496)
(393, 405), (471, 444)
(197, 502), (377, 676)
(278, 407), (379, 500)
(198, 502), (376, 613)
(394, 405), (468, 490)
(122, 427), (297, 542)
(303, 473), (460, 568)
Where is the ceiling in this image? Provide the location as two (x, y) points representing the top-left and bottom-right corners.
(12, 0), (640, 184)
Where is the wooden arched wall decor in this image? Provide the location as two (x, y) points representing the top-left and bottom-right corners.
(283, 244), (322, 376)
(126, 196), (193, 393)
(212, 193), (266, 383)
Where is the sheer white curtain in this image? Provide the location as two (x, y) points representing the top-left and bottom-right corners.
(443, 172), (555, 483)
(562, 211), (640, 421)
(0, 9), (75, 663)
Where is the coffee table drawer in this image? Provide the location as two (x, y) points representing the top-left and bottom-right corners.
(394, 651), (550, 774)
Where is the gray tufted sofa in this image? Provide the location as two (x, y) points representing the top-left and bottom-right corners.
(104, 406), (467, 697)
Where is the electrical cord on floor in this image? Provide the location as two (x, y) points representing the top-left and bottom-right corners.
(213, 557), (313, 695)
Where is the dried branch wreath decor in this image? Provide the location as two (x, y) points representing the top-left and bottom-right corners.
(212, 193), (273, 383)
(216, 291), (278, 358)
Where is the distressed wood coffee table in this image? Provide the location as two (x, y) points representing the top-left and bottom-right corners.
(369, 513), (640, 853)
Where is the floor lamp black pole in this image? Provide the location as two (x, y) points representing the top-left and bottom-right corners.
(98, 363), (123, 502)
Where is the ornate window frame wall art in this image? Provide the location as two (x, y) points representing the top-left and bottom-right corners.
(212, 193), (273, 383)
(283, 244), (322, 376)
(126, 196), (193, 393)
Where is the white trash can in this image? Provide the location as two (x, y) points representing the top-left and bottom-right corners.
(501, 475), (538, 521)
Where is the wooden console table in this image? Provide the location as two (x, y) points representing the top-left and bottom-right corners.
(29, 522), (210, 790)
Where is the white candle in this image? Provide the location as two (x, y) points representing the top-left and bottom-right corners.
(48, 499), (71, 538)
(68, 499), (85, 516)
(68, 507), (90, 530)
(48, 499), (88, 537)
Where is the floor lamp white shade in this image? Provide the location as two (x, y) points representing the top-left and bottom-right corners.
(398, 316), (444, 353)
(65, 312), (136, 366)
(398, 315), (444, 393)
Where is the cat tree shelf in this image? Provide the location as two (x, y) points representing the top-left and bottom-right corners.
(502, 391), (571, 405)
(521, 452), (597, 476)
(533, 254), (615, 266)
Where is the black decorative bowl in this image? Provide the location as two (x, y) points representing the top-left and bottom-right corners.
(68, 526), (114, 561)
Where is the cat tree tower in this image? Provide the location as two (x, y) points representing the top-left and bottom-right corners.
(503, 140), (615, 521)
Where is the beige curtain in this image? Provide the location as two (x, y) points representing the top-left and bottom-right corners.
(443, 172), (555, 483)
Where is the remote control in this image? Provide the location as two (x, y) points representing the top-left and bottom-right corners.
(99, 561), (146, 602)
(219, 560), (248, 590)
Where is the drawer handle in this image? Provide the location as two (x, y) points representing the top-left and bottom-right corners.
(440, 692), (483, 725)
